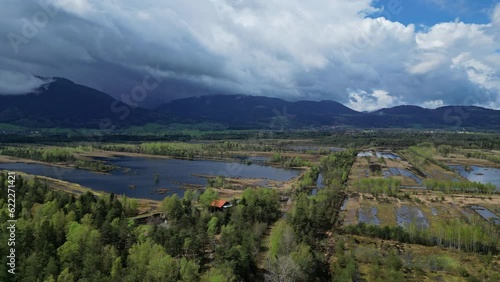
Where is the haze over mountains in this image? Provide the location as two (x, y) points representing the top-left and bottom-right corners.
(0, 78), (499, 130)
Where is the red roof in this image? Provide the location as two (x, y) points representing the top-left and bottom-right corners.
(210, 200), (229, 208)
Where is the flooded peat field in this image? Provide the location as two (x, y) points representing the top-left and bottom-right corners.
(449, 165), (500, 192)
(396, 206), (429, 229)
(376, 151), (401, 160)
(358, 206), (381, 225)
(355, 204), (431, 229)
(469, 205), (500, 225)
(387, 167), (423, 185)
(0, 156), (300, 200)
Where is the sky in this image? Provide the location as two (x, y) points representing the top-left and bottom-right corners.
(0, 0), (499, 111)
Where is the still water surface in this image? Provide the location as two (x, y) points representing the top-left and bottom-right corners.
(0, 156), (300, 200)
(449, 165), (500, 192)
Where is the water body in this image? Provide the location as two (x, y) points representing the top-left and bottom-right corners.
(357, 151), (373, 157)
(431, 207), (438, 216)
(316, 173), (324, 189)
(376, 152), (401, 160)
(469, 205), (500, 225)
(449, 165), (500, 192)
(311, 173), (324, 196)
(358, 206), (381, 225)
(341, 197), (348, 211)
(388, 167), (423, 185)
(396, 206), (429, 229)
(0, 156), (300, 200)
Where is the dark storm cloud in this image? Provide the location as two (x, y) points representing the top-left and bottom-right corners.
(0, 0), (499, 110)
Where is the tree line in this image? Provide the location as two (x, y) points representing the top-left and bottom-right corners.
(0, 146), (115, 172)
(269, 153), (309, 168)
(462, 150), (500, 164)
(406, 143), (451, 171)
(423, 179), (496, 194)
(343, 218), (498, 255)
(354, 178), (401, 197)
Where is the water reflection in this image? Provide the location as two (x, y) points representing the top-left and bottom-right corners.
(469, 205), (500, 225)
(449, 165), (500, 192)
(0, 156), (300, 200)
(358, 206), (381, 225)
(396, 206), (429, 229)
(376, 152), (401, 160)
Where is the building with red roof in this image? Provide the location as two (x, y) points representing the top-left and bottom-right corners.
(210, 200), (233, 211)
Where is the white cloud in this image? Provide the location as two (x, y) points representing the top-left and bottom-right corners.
(408, 53), (446, 74)
(452, 53), (496, 87)
(347, 89), (404, 112)
(0, 70), (53, 95)
(49, 0), (94, 16)
(421, 99), (444, 109)
(493, 3), (500, 26)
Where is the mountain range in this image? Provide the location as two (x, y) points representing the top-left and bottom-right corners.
(0, 78), (499, 130)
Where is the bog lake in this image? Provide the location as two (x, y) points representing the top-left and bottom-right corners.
(0, 156), (300, 200)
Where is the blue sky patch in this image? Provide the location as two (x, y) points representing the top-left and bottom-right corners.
(369, 0), (497, 27)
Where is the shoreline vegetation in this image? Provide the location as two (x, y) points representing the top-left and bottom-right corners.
(0, 142), (315, 174)
(0, 146), (117, 173)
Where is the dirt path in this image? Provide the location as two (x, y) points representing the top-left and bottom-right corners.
(343, 194), (361, 226)
(255, 196), (293, 270)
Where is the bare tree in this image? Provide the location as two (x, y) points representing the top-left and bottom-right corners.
(266, 255), (302, 282)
